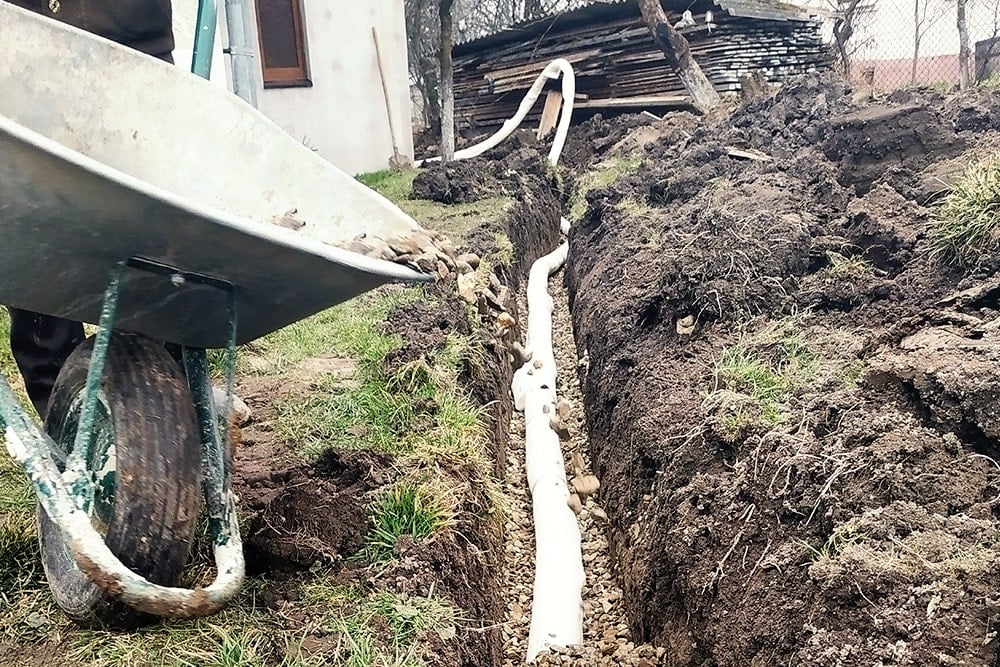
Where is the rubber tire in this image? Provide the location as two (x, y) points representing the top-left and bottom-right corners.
(37, 332), (202, 629)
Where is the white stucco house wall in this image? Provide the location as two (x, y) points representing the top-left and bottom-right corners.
(172, 0), (413, 176)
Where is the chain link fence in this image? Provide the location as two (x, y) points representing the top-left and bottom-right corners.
(837, 0), (1000, 89)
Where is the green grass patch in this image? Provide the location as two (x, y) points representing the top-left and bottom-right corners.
(275, 334), (486, 464)
(301, 583), (459, 667)
(715, 318), (819, 428)
(241, 289), (420, 376)
(356, 482), (454, 564)
(569, 154), (643, 220)
(355, 168), (513, 244)
(930, 155), (1000, 268)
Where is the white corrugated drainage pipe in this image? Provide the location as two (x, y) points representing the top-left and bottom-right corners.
(419, 59), (582, 662)
(416, 58), (575, 168)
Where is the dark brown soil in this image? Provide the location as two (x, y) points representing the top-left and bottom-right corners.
(230, 270), (511, 666)
(559, 75), (1000, 665)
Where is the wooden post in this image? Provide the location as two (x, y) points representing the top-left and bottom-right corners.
(636, 0), (720, 112)
(536, 90), (563, 139)
(958, 0), (971, 90)
(439, 0), (456, 161)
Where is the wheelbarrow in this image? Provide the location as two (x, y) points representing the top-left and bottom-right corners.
(0, 3), (430, 628)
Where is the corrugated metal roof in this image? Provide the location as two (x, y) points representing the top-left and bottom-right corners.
(455, 0), (820, 50)
(716, 0), (821, 21)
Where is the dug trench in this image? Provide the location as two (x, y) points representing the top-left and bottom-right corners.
(227, 277), (514, 665)
(394, 75), (1000, 665)
(211, 156), (568, 667)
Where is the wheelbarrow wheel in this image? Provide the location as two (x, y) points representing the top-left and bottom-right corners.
(37, 332), (202, 629)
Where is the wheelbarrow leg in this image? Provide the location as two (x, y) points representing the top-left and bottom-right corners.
(183, 288), (241, 551)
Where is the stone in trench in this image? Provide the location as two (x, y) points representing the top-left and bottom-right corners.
(572, 474), (600, 498)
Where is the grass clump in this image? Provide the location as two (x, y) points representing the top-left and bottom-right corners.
(930, 155), (1000, 268)
(569, 154), (643, 220)
(713, 318), (819, 436)
(356, 481), (454, 564)
(276, 333), (486, 464)
(824, 251), (875, 278)
(717, 320), (817, 405)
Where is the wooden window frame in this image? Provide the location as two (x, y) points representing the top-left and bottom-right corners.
(255, 0), (312, 88)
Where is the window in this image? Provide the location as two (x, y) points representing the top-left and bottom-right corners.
(255, 0), (311, 88)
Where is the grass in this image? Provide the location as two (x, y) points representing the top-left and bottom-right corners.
(712, 317), (820, 437)
(568, 154), (643, 220)
(824, 251), (875, 279)
(240, 289), (420, 376)
(980, 72), (1000, 91)
(717, 320), (817, 405)
(798, 526), (865, 564)
(301, 583), (459, 667)
(59, 576), (457, 667)
(274, 333), (487, 465)
(807, 512), (1000, 586)
(356, 482), (455, 564)
(355, 169), (514, 245)
(930, 155), (1000, 268)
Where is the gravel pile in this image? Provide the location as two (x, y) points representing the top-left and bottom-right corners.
(501, 278), (663, 666)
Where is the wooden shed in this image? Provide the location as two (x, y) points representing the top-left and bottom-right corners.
(452, 0), (834, 131)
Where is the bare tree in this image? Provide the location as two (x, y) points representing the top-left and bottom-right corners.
(636, 0), (720, 111)
(831, 0), (876, 76)
(957, 0), (971, 88)
(912, 0), (949, 84)
(439, 0), (456, 161)
(406, 0), (441, 131)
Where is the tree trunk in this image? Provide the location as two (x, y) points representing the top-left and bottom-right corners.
(636, 0), (720, 111)
(912, 0), (921, 84)
(833, 0), (862, 77)
(958, 0), (971, 89)
(439, 0), (455, 161)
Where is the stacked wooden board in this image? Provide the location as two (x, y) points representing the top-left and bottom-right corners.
(452, 0), (834, 130)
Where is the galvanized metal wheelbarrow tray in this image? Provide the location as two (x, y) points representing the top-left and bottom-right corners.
(0, 2), (430, 621)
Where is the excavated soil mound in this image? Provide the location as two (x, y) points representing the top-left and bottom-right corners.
(565, 74), (1000, 665)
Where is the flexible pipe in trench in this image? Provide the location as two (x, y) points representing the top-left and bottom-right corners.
(470, 60), (583, 662)
(418, 59), (583, 662)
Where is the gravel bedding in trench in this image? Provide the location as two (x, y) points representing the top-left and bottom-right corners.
(500, 277), (664, 666)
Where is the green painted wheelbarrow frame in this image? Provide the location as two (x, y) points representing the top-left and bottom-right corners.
(0, 4), (243, 618)
(0, 1), (426, 619)
(0, 264), (245, 617)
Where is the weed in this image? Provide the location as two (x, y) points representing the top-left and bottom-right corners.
(825, 251), (874, 278)
(930, 155), (1000, 268)
(492, 232), (516, 267)
(356, 482), (454, 564)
